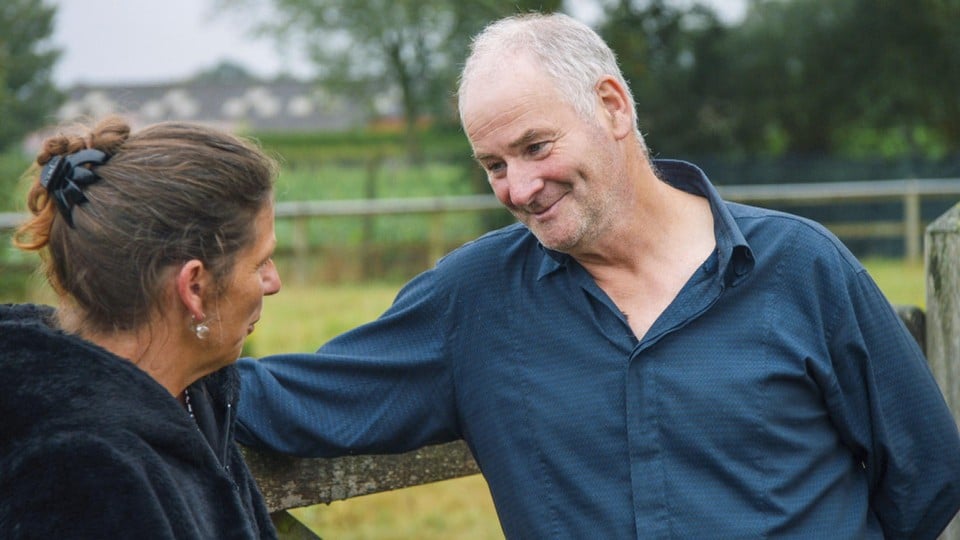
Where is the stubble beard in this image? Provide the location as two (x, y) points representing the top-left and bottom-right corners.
(520, 202), (595, 254)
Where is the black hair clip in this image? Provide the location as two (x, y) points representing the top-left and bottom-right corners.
(40, 149), (109, 227)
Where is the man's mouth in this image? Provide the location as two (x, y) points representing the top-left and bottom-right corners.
(529, 193), (566, 219)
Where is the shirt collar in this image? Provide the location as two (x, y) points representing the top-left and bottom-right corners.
(653, 159), (754, 287)
(534, 159), (754, 286)
(537, 246), (568, 279)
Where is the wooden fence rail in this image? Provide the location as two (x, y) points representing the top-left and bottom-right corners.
(3, 178), (960, 267)
(273, 177), (960, 266)
(716, 178), (960, 262)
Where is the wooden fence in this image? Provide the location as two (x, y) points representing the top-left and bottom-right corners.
(3, 178), (960, 272)
(273, 178), (960, 277)
(925, 203), (960, 539)
(716, 178), (960, 262)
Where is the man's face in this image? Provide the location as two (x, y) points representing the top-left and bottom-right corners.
(461, 57), (627, 254)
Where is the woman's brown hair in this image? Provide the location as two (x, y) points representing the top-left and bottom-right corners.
(14, 116), (278, 333)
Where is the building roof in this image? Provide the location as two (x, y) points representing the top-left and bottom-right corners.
(58, 80), (366, 133)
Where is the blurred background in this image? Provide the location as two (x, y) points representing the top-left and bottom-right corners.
(1, 0), (957, 538)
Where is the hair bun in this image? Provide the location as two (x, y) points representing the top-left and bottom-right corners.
(88, 116), (132, 156)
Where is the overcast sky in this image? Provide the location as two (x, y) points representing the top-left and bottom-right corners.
(49, 0), (746, 87)
(50, 0), (311, 85)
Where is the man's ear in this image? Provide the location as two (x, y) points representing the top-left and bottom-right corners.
(595, 76), (634, 140)
(175, 259), (207, 321)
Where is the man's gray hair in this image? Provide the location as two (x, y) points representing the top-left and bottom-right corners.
(458, 12), (638, 133)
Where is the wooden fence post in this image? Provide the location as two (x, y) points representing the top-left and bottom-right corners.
(362, 155), (383, 280)
(428, 213), (445, 267)
(292, 215), (310, 286)
(905, 183), (921, 263)
(924, 202), (960, 539)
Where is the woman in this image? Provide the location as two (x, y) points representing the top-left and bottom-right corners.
(0, 117), (282, 539)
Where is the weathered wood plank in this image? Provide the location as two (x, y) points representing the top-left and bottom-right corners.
(242, 440), (480, 513)
(924, 202), (960, 540)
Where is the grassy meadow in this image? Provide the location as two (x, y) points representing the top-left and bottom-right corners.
(272, 163), (478, 243)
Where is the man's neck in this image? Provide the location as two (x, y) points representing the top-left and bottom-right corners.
(576, 179), (716, 339)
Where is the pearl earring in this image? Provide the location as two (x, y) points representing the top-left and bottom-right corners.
(191, 316), (210, 340)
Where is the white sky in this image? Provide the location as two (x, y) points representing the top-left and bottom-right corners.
(50, 0), (312, 86)
(49, 0), (746, 87)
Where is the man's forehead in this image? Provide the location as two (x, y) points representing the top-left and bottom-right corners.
(461, 52), (543, 99)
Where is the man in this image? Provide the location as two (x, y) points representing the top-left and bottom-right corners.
(237, 12), (960, 538)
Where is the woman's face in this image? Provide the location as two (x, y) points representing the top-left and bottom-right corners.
(206, 203), (281, 366)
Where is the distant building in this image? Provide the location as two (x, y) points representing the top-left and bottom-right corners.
(54, 80), (366, 134)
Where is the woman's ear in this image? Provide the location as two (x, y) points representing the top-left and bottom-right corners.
(175, 259), (207, 321)
(595, 76), (634, 140)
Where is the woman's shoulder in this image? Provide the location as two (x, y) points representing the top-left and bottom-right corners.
(0, 431), (176, 538)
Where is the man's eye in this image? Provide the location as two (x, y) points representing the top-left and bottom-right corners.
(486, 161), (506, 174)
(528, 141), (549, 155)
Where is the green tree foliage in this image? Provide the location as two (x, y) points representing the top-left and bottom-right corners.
(812, 0), (960, 158)
(190, 60), (257, 84)
(0, 0), (62, 152)
(599, 0), (735, 155)
(218, 0), (958, 162)
(600, 0), (960, 159)
(760, 0), (957, 158)
(214, 0), (560, 162)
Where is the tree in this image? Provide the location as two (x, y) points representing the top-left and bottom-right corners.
(817, 0), (960, 158)
(723, 0), (960, 158)
(598, 0), (736, 156)
(0, 0), (62, 152)
(214, 0), (561, 162)
(596, 0), (960, 160)
(190, 60), (257, 84)
(215, 0), (456, 162)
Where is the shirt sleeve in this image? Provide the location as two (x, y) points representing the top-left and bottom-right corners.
(824, 268), (960, 538)
(236, 267), (461, 457)
(1, 437), (179, 539)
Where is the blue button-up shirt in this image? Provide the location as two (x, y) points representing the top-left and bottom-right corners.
(238, 160), (960, 538)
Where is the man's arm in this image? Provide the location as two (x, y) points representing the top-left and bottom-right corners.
(828, 270), (960, 538)
(237, 269), (461, 457)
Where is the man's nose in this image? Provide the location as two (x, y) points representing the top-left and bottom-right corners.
(505, 162), (545, 208)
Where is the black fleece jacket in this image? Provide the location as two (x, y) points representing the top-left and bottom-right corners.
(0, 304), (277, 539)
